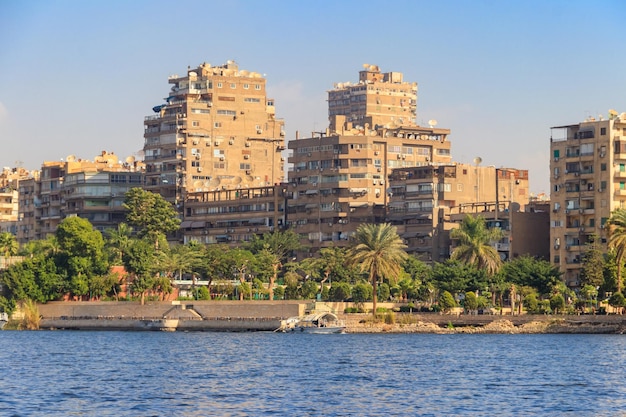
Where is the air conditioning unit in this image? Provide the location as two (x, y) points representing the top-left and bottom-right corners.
(244, 155), (250, 159)
(229, 140), (234, 145)
(554, 157), (559, 161)
(257, 129), (263, 134)
(245, 142), (251, 147)
(374, 151), (380, 155)
(554, 244), (560, 250)
(246, 170), (251, 174)
(566, 245), (571, 251)
(214, 141), (220, 146)
(192, 139), (199, 145)
(197, 167), (203, 172)
(377, 167), (382, 172)
(574, 172), (579, 176)
(219, 156), (225, 161)
(195, 153), (201, 159)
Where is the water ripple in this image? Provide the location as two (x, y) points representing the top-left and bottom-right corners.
(2, 332), (626, 416)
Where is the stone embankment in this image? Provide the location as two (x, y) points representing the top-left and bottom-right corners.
(28, 301), (626, 333)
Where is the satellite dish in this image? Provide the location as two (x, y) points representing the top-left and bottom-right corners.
(363, 63), (370, 69)
(473, 157), (482, 166)
(428, 119), (438, 128)
(126, 156), (135, 164)
(66, 154), (76, 162)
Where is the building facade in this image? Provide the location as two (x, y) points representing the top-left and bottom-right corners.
(549, 111), (626, 287)
(388, 164), (532, 262)
(16, 152), (144, 244)
(328, 64), (418, 132)
(286, 124), (452, 252)
(143, 61), (285, 210)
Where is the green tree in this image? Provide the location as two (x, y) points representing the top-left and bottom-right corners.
(55, 217), (109, 300)
(245, 230), (301, 300)
(123, 239), (157, 304)
(550, 294), (566, 314)
(329, 282), (351, 302)
(438, 290), (457, 313)
(608, 292), (626, 314)
(104, 222), (134, 264)
(347, 223), (408, 316)
(606, 209), (626, 293)
(580, 235), (605, 288)
(1, 255), (63, 304)
(464, 291), (479, 313)
(450, 215), (503, 276)
(222, 248), (256, 300)
(499, 255), (561, 296)
(352, 282), (373, 305)
(0, 232), (18, 257)
(432, 259), (487, 295)
(123, 188), (180, 245)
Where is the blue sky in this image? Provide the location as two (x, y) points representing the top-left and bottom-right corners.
(1, 0), (625, 195)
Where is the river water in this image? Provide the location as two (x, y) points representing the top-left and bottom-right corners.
(1, 331), (625, 416)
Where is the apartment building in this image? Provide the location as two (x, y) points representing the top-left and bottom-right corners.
(16, 152), (144, 243)
(286, 124), (452, 252)
(182, 184), (286, 245)
(387, 164), (532, 262)
(143, 61), (285, 209)
(549, 111), (626, 287)
(328, 64), (418, 132)
(0, 167), (34, 235)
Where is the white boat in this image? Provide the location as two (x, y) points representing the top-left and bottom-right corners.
(278, 312), (346, 334)
(0, 312), (8, 330)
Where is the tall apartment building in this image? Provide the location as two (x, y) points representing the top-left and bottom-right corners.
(550, 111), (626, 287)
(143, 61), (285, 210)
(387, 164), (532, 262)
(286, 124), (452, 252)
(16, 152), (144, 244)
(328, 64), (418, 132)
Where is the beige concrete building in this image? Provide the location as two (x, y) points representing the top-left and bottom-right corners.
(328, 64), (418, 132)
(387, 164), (531, 262)
(0, 167), (34, 235)
(286, 124), (451, 252)
(143, 61), (285, 210)
(549, 111), (626, 287)
(182, 185), (286, 245)
(16, 152), (144, 243)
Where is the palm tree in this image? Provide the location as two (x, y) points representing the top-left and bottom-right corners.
(105, 223), (133, 264)
(450, 215), (503, 276)
(0, 232), (18, 257)
(606, 208), (626, 293)
(348, 223), (408, 316)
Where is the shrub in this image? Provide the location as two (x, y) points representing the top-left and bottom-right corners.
(383, 311), (395, 324)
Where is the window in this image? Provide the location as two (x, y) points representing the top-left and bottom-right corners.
(601, 163), (607, 171)
(457, 184), (463, 191)
(191, 161), (200, 167)
(601, 127), (607, 135)
(192, 121), (199, 127)
(214, 122), (222, 128)
(255, 84), (261, 90)
(217, 110), (237, 116)
(214, 162), (225, 169)
(243, 83), (249, 89)
(217, 82), (222, 88)
(230, 83), (236, 89)
(553, 149), (560, 159)
(239, 163), (251, 170)
(244, 97), (260, 103)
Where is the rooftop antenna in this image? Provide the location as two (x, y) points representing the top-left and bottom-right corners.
(428, 119), (438, 128)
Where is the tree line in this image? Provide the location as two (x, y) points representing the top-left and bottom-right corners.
(2, 188), (626, 316)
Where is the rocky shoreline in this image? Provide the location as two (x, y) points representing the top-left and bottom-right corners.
(344, 317), (626, 334)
